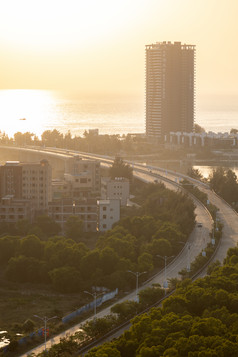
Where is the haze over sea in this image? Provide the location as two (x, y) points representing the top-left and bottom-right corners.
(0, 89), (238, 139)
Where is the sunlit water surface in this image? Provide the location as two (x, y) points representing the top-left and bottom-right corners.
(0, 90), (145, 138)
(0, 89), (237, 138)
(193, 165), (238, 179)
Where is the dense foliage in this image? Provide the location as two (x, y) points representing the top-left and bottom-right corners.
(181, 179), (218, 219)
(109, 156), (133, 180)
(1, 129), (154, 155)
(187, 166), (238, 214)
(209, 167), (238, 210)
(0, 183), (195, 294)
(84, 245), (238, 357)
(22, 245), (238, 357)
(0, 215), (61, 239)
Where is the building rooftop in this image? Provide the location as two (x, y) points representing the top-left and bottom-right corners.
(5, 161), (20, 165)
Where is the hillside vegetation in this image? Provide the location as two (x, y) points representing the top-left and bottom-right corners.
(85, 245), (238, 357)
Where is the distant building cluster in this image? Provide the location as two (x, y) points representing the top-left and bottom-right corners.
(166, 131), (238, 148)
(0, 156), (130, 233)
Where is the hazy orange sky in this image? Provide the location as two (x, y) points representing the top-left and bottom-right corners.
(1, 0), (238, 102)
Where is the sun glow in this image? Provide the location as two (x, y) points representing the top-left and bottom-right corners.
(0, 90), (58, 138)
(1, 0), (145, 52)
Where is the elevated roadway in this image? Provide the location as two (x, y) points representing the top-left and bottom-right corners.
(31, 145), (237, 264)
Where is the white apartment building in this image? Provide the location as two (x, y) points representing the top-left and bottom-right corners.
(101, 177), (129, 206)
(97, 199), (120, 232)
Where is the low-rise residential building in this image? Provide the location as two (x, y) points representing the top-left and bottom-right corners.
(52, 157), (101, 200)
(0, 195), (33, 223)
(21, 159), (52, 211)
(65, 156), (101, 196)
(0, 159), (52, 212)
(48, 198), (98, 232)
(97, 199), (120, 232)
(165, 131), (238, 148)
(51, 179), (71, 200)
(101, 177), (129, 206)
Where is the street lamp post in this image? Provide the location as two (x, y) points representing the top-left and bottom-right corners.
(127, 270), (147, 302)
(212, 214), (219, 245)
(84, 290), (103, 320)
(34, 315), (58, 351)
(178, 241), (191, 273)
(187, 244), (191, 272)
(157, 255), (174, 294)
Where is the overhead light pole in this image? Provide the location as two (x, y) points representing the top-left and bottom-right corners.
(127, 270), (147, 302)
(178, 241), (191, 273)
(157, 255), (174, 294)
(186, 244), (191, 272)
(34, 315), (58, 351)
(84, 290), (104, 320)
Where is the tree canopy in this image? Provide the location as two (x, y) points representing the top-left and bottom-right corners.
(209, 167), (238, 209)
(0, 183), (195, 294)
(83, 245), (238, 357)
(109, 156), (133, 181)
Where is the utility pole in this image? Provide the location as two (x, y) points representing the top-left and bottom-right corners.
(34, 315), (58, 351)
(127, 270), (147, 302)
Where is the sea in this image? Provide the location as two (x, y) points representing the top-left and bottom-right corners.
(0, 89), (238, 178)
(0, 89), (238, 138)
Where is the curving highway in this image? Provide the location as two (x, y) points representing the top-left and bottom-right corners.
(4, 146), (236, 357)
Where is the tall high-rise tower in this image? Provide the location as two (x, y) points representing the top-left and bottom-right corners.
(146, 41), (195, 140)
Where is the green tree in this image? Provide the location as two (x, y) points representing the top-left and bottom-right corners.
(16, 219), (31, 236)
(190, 317), (227, 337)
(22, 319), (35, 333)
(194, 123), (205, 133)
(99, 247), (120, 275)
(35, 215), (61, 238)
(109, 156), (133, 180)
(86, 344), (121, 357)
(138, 345), (164, 357)
(65, 216), (84, 241)
(80, 250), (101, 280)
(153, 222), (186, 246)
(0, 235), (19, 265)
(41, 129), (63, 147)
(83, 315), (117, 339)
(6, 255), (45, 283)
(209, 167), (238, 207)
(111, 300), (140, 320)
(38, 336), (79, 357)
(14, 131), (34, 146)
(49, 266), (82, 293)
(138, 252), (153, 272)
(97, 232), (137, 261)
(146, 238), (172, 257)
(187, 167), (203, 180)
(19, 235), (43, 259)
(162, 295), (188, 314)
(138, 285), (164, 306)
